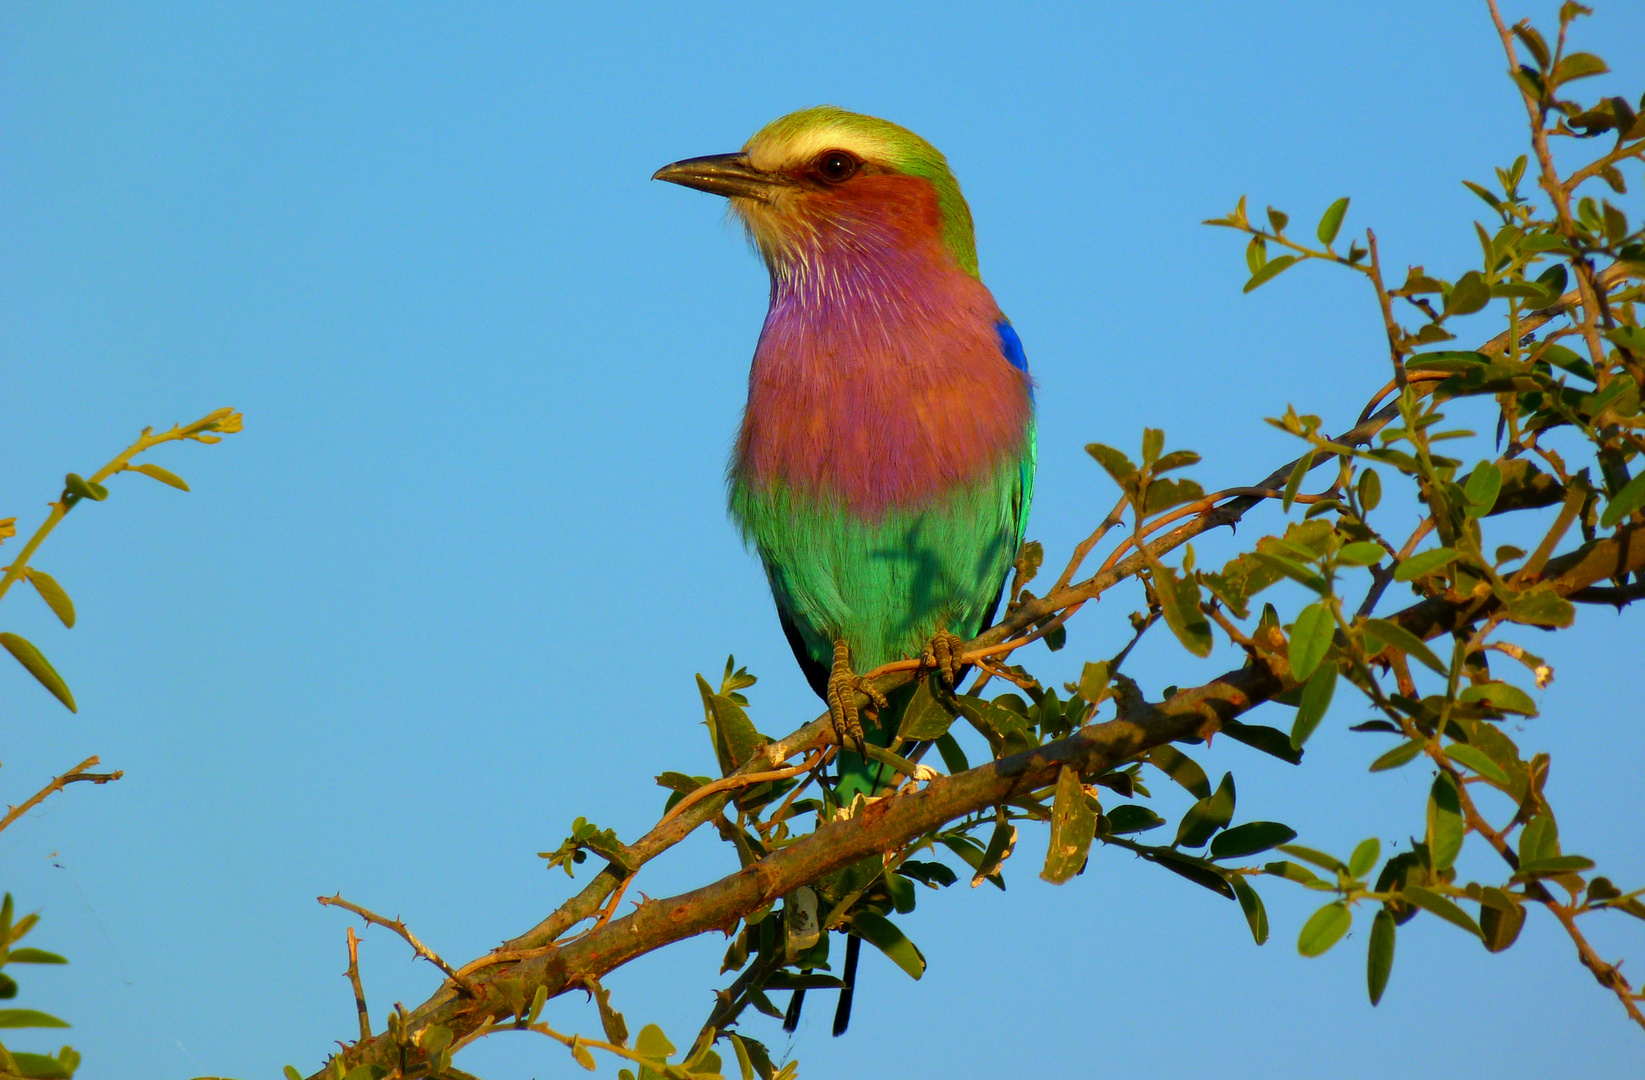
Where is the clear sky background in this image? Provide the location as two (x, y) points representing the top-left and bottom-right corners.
(3, 2), (1643, 1077)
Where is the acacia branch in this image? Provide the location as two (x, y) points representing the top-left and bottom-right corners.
(317, 520), (1645, 1076)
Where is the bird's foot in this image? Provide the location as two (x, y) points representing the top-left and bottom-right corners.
(826, 641), (887, 755)
(921, 629), (969, 688)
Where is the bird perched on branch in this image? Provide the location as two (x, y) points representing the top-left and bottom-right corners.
(655, 107), (1035, 1031)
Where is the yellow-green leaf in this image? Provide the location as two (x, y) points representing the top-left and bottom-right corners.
(0, 633), (76, 712)
(132, 462), (191, 491)
(24, 569), (75, 628)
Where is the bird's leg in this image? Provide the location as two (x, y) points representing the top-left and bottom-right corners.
(826, 640), (887, 756)
(921, 628), (968, 688)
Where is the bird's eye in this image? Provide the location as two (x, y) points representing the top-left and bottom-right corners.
(815, 150), (858, 183)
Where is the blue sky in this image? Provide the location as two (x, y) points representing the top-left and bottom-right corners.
(3, 2), (1642, 1077)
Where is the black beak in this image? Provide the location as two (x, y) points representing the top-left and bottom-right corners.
(652, 153), (788, 202)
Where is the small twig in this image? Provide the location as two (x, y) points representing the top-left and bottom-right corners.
(345, 927), (371, 1043)
(659, 749), (829, 827)
(317, 894), (476, 997)
(0, 408), (242, 606)
(1436, 745), (1645, 1031)
(1365, 230), (1408, 389)
(1567, 580), (1645, 607)
(0, 756), (122, 836)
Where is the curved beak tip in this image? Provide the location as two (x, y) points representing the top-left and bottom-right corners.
(651, 153), (784, 201)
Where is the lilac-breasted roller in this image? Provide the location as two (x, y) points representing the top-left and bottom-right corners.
(655, 107), (1035, 1037)
(655, 106), (1036, 808)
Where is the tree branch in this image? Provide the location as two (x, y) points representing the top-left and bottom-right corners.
(315, 519), (1645, 1077)
(0, 756), (122, 836)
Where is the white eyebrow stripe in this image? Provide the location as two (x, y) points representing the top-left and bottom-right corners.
(745, 124), (897, 173)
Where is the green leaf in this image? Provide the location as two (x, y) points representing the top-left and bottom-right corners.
(1552, 51), (1607, 83)
(1210, 821), (1297, 860)
(1317, 197), (1349, 246)
(1520, 854), (1596, 876)
(132, 462), (190, 491)
(1401, 886), (1481, 937)
(1288, 602), (1335, 681)
(0, 1008), (70, 1027)
(1281, 452), (1311, 511)
(1361, 618), (1447, 675)
(286, 1069), (304, 1080)
(635, 1023), (676, 1061)
(1278, 844), (1345, 873)
(1446, 271), (1491, 315)
(1370, 738), (1426, 771)
(1153, 449), (1201, 474)
(1078, 661), (1110, 704)
(1367, 909), (1396, 1004)
(4, 949), (66, 964)
(0, 633), (76, 712)
(1600, 470), (1645, 527)
(1176, 772), (1236, 848)
(1244, 255), (1300, 292)
(1479, 888), (1525, 952)
(1503, 585), (1574, 628)
(1298, 902), (1352, 956)
(850, 911), (926, 980)
(1427, 773), (1465, 872)
(1290, 664), (1337, 750)
(934, 732), (969, 775)
(1393, 547), (1459, 581)
(1152, 561), (1212, 658)
(1085, 443), (1138, 492)
(1104, 804), (1165, 835)
(696, 675), (763, 776)
(1042, 766), (1098, 884)
(1463, 462), (1503, 517)
(1457, 681), (1537, 716)
(1519, 813), (1559, 865)
(727, 1034), (757, 1080)
(897, 676), (958, 740)
(1147, 745), (1211, 799)
(1220, 720), (1304, 764)
(24, 570), (75, 629)
(10, 1055), (72, 1080)
(1358, 467), (1382, 511)
(1230, 874), (1269, 945)
(1348, 837), (1381, 879)
(1336, 541), (1384, 566)
(1140, 847), (1234, 898)
(1444, 743), (1511, 787)
(1264, 859), (1321, 885)
(1250, 551), (1327, 593)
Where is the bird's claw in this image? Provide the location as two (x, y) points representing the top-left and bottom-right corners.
(922, 629), (968, 687)
(827, 641), (886, 756)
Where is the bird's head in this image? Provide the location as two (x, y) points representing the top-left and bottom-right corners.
(653, 106), (979, 280)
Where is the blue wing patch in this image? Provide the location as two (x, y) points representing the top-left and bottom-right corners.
(995, 320), (1028, 372)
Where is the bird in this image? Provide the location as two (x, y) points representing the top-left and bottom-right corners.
(654, 106), (1035, 1034)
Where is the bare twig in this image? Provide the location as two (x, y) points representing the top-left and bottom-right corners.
(317, 894), (476, 997)
(346, 927), (371, 1043)
(0, 756), (122, 836)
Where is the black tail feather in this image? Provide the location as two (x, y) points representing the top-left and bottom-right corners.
(832, 934), (861, 1036)
(782, 987), (805, 1033)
